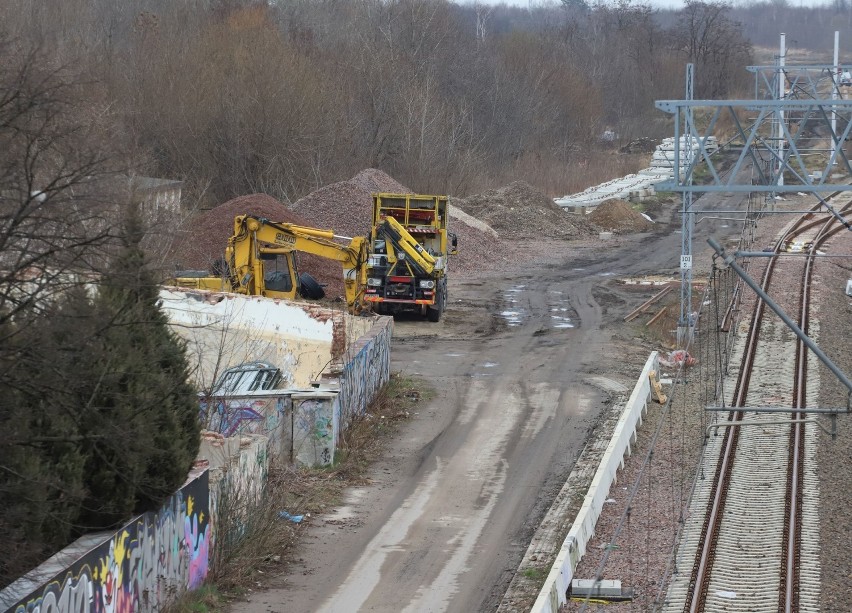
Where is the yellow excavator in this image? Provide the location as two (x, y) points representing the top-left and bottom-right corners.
(169, 215), (368, 313)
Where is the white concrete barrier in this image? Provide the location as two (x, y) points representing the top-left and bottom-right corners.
(530, 351), (660, 613)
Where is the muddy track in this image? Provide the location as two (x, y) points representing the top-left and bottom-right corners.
(234, 193), (746, 613)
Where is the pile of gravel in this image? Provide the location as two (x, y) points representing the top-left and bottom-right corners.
(290, 170), (509, 275)
(451, 181), (599, 239)
(350, 168), (411, 195)
(169, 194), (301, 271)
(169, 170), (533, 294)
(588, 198), (654, 234)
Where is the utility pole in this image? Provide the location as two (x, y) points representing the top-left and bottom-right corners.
(778, 33), (786, 188)
(833, 31), (840, 165)
(678, 63), (695, 349)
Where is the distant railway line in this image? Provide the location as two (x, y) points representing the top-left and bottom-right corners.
(664, 195), (852, 612)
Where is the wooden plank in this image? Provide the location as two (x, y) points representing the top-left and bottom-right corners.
(624, 285), (672, 322)
(646, 305), (668, 327)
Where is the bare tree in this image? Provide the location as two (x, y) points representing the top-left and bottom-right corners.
(0, 39), (124, 331)
(670, 0), (753, 98)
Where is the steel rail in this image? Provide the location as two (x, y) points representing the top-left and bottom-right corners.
(781, 214), (851, 611)
(684, 197), (852, 612)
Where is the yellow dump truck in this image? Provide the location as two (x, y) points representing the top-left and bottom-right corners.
(364, 193), (457, 322)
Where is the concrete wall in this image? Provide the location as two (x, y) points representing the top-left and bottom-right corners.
(1, 468), (210, 613)
(199, 433), (269, 513)
(198, 433), (269, 559)
(194, 311), (393, 467)
(198, 391), (339, 467)
(160, 289), (374, 390)
(328, 314), (393, 430)
(532, 352), (660, 613)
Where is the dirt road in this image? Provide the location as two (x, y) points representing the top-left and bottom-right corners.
(237, 195), (744, 613)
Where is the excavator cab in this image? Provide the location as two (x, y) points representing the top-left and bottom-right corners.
(260, 252), (295, 293)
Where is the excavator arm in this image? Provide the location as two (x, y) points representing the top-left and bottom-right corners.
(228, 216), (368, 310)
(170, 215), (368, 312)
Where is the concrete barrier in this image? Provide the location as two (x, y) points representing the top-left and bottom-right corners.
(530, 352), (659, 613)
(0, 467), (211, 613)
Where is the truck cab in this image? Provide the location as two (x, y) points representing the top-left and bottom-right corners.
(365, 193), (456, 322)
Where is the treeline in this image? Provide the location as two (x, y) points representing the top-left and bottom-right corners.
(731, 1), (852, 54)
(1, 0), (753, 205)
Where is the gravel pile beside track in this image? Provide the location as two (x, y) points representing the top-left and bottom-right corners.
(451, 181), (599, 239)
(588, 198), (654, 234)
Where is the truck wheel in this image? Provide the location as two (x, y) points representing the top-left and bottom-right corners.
(298, 273), (325, 300)
(426, 288), (444, 322)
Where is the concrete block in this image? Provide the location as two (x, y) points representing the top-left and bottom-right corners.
(571, 579), (623, 597)
(599, 232), (614, 240)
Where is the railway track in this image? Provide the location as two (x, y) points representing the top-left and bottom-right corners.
(663, 196), (852, 612)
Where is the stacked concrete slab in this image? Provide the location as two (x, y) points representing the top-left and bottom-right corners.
(650, 135), (718, 170)
(554, 136), (718, 211)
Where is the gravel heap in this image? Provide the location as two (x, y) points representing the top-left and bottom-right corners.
(290, 170), (510, 275)
(588, 198), (654, 234)
(350, 168), (410, 195)
(171, 171), (565, 294)
(290, 180), (376, 239)
(450, 181), (599, 239)
(166, 193), (348, 299)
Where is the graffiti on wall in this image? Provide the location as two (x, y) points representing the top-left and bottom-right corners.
(196, 316), (392, 468)
(200, 398), (266, 436)
(12, 470), (210, 613)
(337, 319), (392, 431)
(293, 397), (335, 466)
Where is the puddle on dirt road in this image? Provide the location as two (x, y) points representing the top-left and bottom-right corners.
(500, 284), (577, 329)
(551, 317), (575, 328)
(500, 310), (524, 326)
(500, 285), (528, 326)
(550, 305), (575, 328)
(548, 293), (575, 329)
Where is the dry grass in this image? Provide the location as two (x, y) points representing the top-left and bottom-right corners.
(171, 372), (432, 611)
(166, 585), (226, 613)
(479, 150), (650, 200)
(629, 286), (704, 350)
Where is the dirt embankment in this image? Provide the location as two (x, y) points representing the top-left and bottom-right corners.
(171, 172), (628, 295)
(588, 198), (654, 234)
(451, 180), (599, 239)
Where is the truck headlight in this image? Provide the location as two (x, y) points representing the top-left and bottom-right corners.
(418, 279), (435, 289)
(367, 277), (383, 287)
